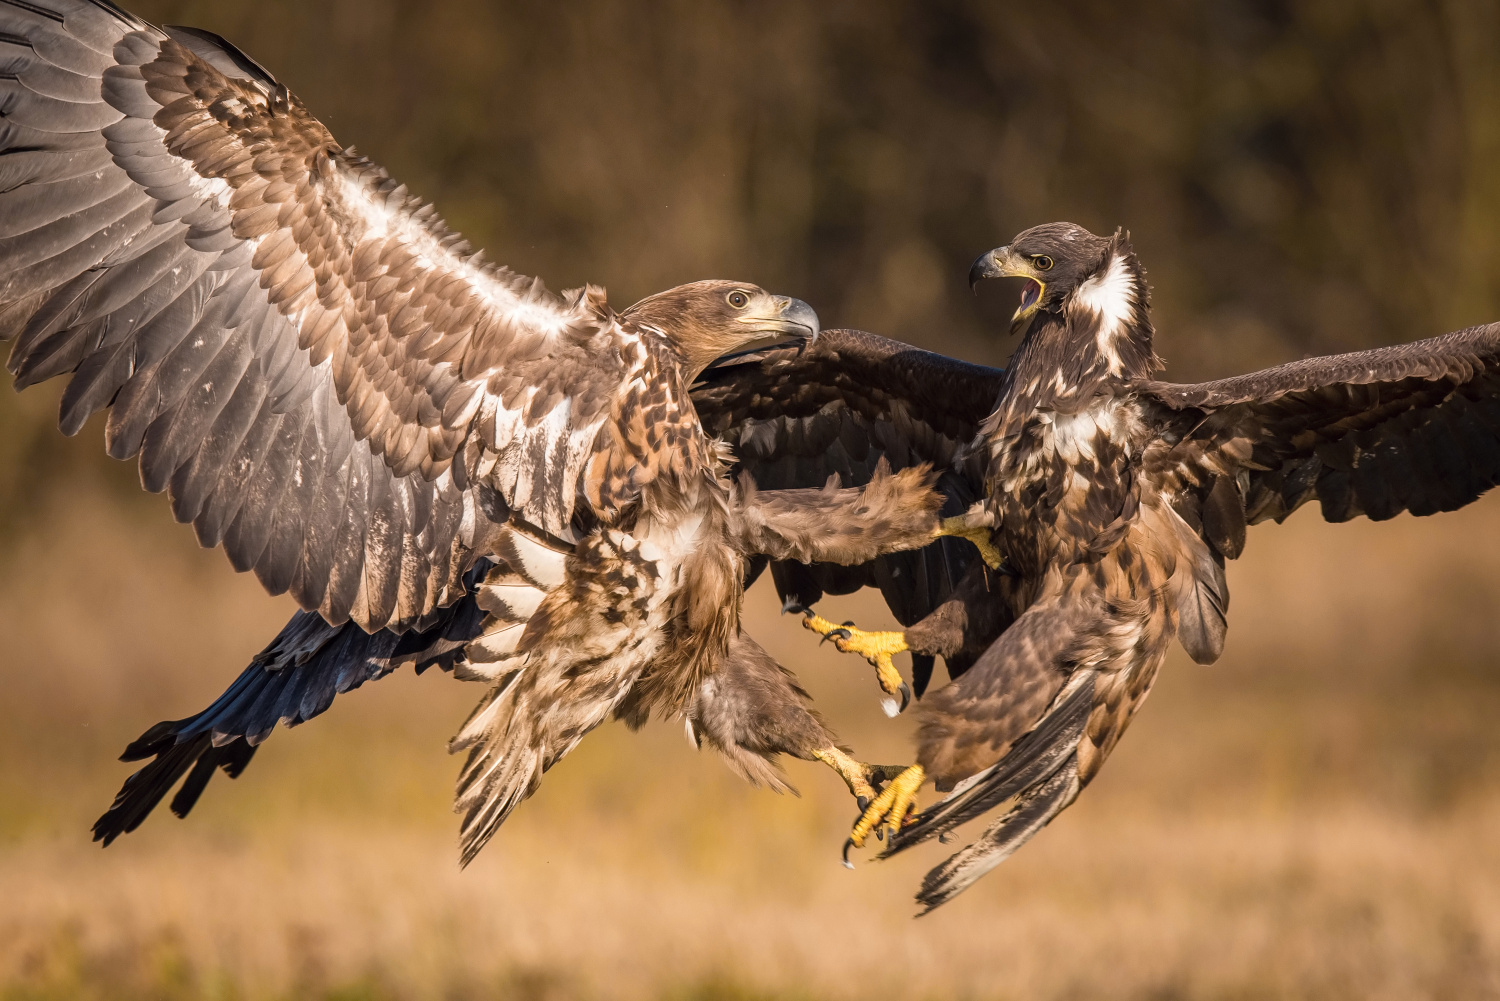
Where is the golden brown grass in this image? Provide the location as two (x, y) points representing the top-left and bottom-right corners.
(4, 477), (1500, 1000)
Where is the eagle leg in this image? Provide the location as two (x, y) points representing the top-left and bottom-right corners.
(843, 764), (926, 867)
(801, 612), (912, 715)
(936, 512), (1005, 570)
(812, 747), (908, 811)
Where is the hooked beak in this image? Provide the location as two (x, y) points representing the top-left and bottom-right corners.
(968, 247), (1011, 289)
(969, 246), (1045, 334)
(738, 294), (820, 345)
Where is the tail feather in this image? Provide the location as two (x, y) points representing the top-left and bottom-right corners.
(914, 759), (1081, 914)
(885, 671), (1095, 855)
(448, 670), (524, 753)
(457, 743), (542, 867)
(451, 676), (544, 866)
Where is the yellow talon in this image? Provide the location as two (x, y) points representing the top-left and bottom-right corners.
(812, 747), (909, 807)
(844, 763), (925, 866)
(937, 514), (1005, 570)
(801, 612), (911, 714)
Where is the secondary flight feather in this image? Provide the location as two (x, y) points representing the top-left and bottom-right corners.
(698, 222), (1500, 912)
(0, 0), (976, 861)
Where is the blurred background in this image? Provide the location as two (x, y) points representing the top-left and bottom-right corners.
(6, 0), (1500, 997)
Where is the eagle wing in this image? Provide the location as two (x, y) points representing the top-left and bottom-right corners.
(692, 328), (1004, 685)
(1141, 322), (1500, 535)
(1, 1), (643, 630)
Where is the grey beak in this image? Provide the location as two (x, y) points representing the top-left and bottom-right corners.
(968, 247), (1008, 290)
(778, 296), (820, 342)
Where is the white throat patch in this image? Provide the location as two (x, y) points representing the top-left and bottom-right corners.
(1071, 253), (1138, 376)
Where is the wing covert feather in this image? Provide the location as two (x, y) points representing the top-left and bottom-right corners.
(693, 328), (1003, 628)
(0, 0), (644, 630)
(1142, 322), (1500, 528)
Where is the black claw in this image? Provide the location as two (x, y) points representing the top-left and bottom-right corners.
(898, 682), (912, 714)
(875, 826), (884, 842)
(782, 599), (807, 615)
(856, 795), (871, 812)
(841, 838), (856, 868)
(820, 627), (851, 646)
(841, 620), (856, 627)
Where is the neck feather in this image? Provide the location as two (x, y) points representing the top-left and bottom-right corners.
(983, 244), (1160, 437)
(1065, 246), (1158, 381)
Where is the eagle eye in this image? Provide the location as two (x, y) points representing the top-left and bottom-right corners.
(727, 290), (749, 308)
(1032, 255), (1054, 272)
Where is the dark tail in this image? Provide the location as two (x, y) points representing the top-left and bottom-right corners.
(93, 561), (492, 845)
(883, 673), (1095, 854)
(882, 671), (1096, 914)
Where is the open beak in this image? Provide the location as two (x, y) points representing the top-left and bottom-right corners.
(969, 246), (1045, 335)
(739, 295), (820, 345)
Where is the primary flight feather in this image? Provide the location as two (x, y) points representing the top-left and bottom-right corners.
(0, 0), (971, 861)
(697, 222), (1500, 911)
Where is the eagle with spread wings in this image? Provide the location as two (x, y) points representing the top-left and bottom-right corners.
(0, 0), (1003, 861)
(698, 222), (1500, 911)
(13, 0), (1494, 918)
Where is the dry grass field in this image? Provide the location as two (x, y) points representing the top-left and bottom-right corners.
(4, 448), (1500, 999)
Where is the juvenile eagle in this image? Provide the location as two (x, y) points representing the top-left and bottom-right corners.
(0, 0), (978, 860)
(698, 223), (1500, 911)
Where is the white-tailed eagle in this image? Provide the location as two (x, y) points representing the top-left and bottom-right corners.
(696, 223), (1500, 912)
(0, 0), (988, 861)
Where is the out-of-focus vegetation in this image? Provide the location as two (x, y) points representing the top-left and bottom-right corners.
(9, 0), (1500, 523)
(6, 0), (1500, 998)
(5, 493), (1500, 1000)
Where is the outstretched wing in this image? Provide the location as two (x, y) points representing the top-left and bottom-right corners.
(92, 558), (493, 846)
(692, 328), (1004, 688)
(1, 1), (636, 630)
(1141, 322), (1500, 534)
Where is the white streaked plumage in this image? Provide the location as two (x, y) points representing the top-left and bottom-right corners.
(1071, 251), (1138, 376)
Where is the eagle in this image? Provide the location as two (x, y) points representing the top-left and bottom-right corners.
(0, 0), (992, 860)
(88, 326), (1001, 849)
(696, 222), (1500, 911)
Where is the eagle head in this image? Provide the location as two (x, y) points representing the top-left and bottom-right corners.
(623, 280), (819, 378)
(969, 222), (1123, 334)
(970, 222), (1157, 379)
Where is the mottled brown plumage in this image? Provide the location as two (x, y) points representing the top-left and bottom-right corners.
(697, 222), (1500, 911)
(695, 328), (1007, 696)
(2, 0), (948, 862)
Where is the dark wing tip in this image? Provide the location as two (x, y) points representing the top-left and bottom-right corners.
(92, 732), (215, 845)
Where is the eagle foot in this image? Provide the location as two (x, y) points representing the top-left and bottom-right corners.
(936, 514), (1005, 570)
(800, 612), (911, 715)
(842, 763), (925, 867)
(812, 747), (908, 810)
